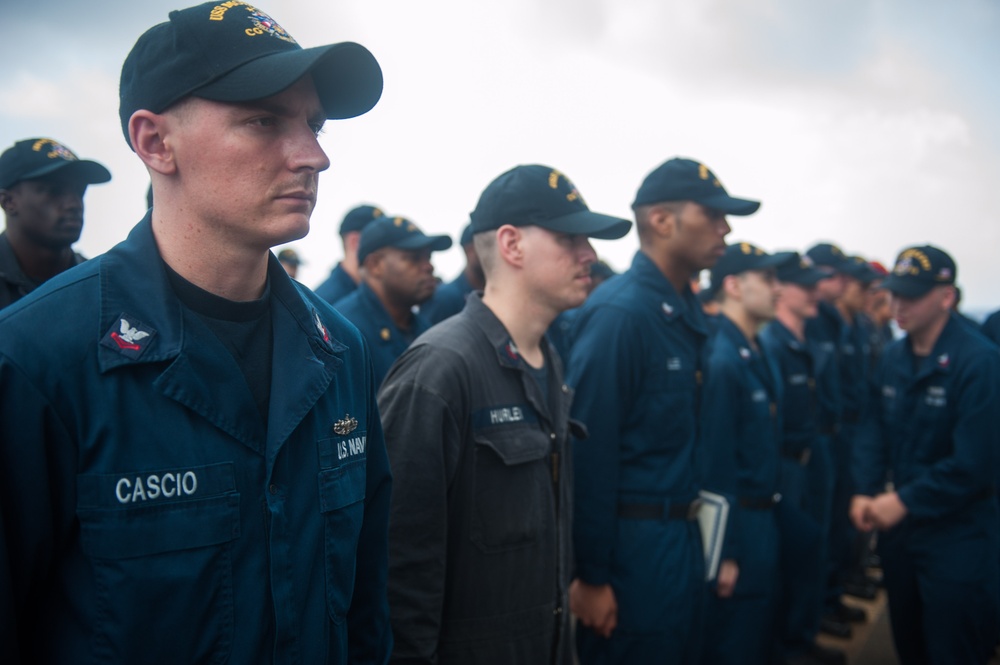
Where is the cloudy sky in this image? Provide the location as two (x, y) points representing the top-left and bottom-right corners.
(3, 0), (999, 311)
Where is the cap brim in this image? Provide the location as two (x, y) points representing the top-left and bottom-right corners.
(19, 159), (111, 187)
(780, 268), (826, 287)
(844, 265), (879, 283)
(811, 256), (851, 271)
(539, 210), (632, 240)
(394, 235), (453, 253)
(195, 42), (383, 120)
(698, 193), (761, 216)
(770, 251), (798, 269)
(753, 252), (795, 271)
(881, 275), (934, 299)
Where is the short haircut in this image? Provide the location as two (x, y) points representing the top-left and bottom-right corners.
(633, 201), (686, 243)
(473, 231), (498, 277)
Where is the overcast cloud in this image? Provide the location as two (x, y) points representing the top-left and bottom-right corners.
(2, 0), (998, 310)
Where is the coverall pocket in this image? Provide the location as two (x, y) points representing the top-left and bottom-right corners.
(912, 401), (953, 464)
(470, 428), (551, 553)
(644, 361), (697, 451)
(318, 459), (367, 623)
(77, 488), (240, 665)
(647, 390), (696, 451)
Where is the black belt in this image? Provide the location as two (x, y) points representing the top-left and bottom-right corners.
(618, 500), (701, 521)
(738, 493), (782, 510)
(842, 410), (861, 425)
(819, 424), (839, 436)
(781, 446), (811, 465)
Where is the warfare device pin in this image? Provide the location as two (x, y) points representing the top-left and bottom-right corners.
(334, 414), (358, 436)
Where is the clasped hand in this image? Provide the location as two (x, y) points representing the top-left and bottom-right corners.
(850, 492), (907, 532)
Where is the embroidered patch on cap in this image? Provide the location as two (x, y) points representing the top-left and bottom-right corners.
(893, 248), (931, 276)
(697, 162), (722, 188)
(32, 138), (77, 161)
(100, 314), (156, 360)
(548, 168), (585, 205)
(739, 242), (765, 256)
(392, 216), (418, 232)
(244, 6), (297, 43)
(207, 1), (297, 45)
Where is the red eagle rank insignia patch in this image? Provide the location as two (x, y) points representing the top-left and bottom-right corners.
(100, 314), (156, 359)
(312, 309), (331, 345)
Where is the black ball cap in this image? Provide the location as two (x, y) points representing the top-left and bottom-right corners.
(0, 138), (111, 190)
(707, 243), (794, 296)
(119, 1), (383, 147)
(633, 157), (760, 215)
(339, 204), (384, 235)
(805, 243), (851, 271)
(470, 164), (632, 240)
(775, 252), (827, 287)
(881, 245), (956, 299)
(357, 216), (453, 265)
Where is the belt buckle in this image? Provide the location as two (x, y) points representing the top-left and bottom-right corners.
(800, 448), (812, 466)
(687, 499), (703, 520)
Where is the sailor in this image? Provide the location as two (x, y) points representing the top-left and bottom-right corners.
(851, 245), (1000, 665)
(0, 3), (392, 662)
(569, 157), (760, 664)
(699, 242), (789, 664)
(335, 215), (451, 387)
(378, 164), (630, 663)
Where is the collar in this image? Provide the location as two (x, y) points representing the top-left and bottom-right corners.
(718, 314), (782, 397)
(97, 213), (341, 372)
(0, 230), (84, 292)
(331, 262), (356, 287)
(463, 293), (560, 373)
(463, 293), (568, 429)
(355, 280), (425, 343)
(767, 318), (809, 352)
(716, 315), (760, 362)
(630, 251), (708, 335)
(0, 231), (34, 292)
(451, 270), (474, 295)
(818, 300), (845, 328)
(909, 313), (959, 380)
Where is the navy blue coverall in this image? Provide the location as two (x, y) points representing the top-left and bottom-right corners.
(853, 314), (1000, 664)
(315, 262), (358, 305)
(0, 216), (393, 664)
(805, 301), (853, 608)
(568, 251), (707, 664)
(700, 316), (783, 665)
(335, 281), (430, 388)
(760, 319), (832, 658)
(419, 271), (473, 325)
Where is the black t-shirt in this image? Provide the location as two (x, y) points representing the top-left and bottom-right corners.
(165, 263), (273, 425)
(526, 358), (550, 411)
